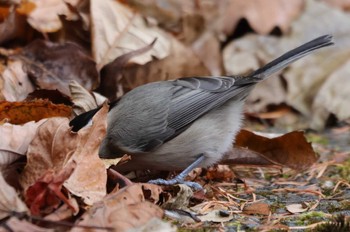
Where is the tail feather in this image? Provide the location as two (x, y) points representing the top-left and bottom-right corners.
(251, 35), (334, 79)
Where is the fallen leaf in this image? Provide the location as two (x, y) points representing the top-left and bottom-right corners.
(25, 0), (77, 33)
(243, 202), (270, 215)
(286, 203), (309, 214)
(0, 100), (72, 124)
(0, 119), (46, 166)
(25, 161), (77, 216)
(69, 80), (102, 115)
(162, 184), (193, 210)
(1, 217), (53, 232)
(222, 0), (304, 35)
(223, 0), (350, 129)
(311, 59), (350, 129)
(20, 104), (108, 205)
(222, 146), (275, 166)
(0, 59), (35, 101)
(206, 165), (234, 181)
(197, 210), (234, 223)
(63, 104), (108, 205)
(321, 0), (350, 11)
(15, 39), (99, 96)
(120, 37), (209, 91)
(233, 130), (318, 170)
(25, 89), (73, 106)
(128, 218), (176, 232)
(71, 183), (164, 232)
(0, 172), (28, 220)
(90, 0), (171, 69)
(98, 39), (156, 101)
(0, 6), (30, 45)
(192, 31), (223, 76)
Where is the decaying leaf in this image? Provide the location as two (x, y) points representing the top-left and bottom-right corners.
(162, 184), (193, 210)
(0, 100), (71, 124)
(242, 202), (270, 216)
(206, 165), (234, 181)
(98, 39), (156, 100)
(222, 0), (304, 35)
(224, 130), (317, 170)
(0, 119), (46, 166)
(63, 104), (108, 205)
(15, 39), (99, 96)
(197, 210), (234, 223)
(0, 172), (28, 220)
(25, 0), (77, 33)
(20, 104), (108, 205)
(69, 80), (104, 115)
(321, 0), (350, 11)
(286, 203), (309, 214)
(25, 161), (77, 216)
(120, 37), (209, 91)
(90, 0), (170, 69)
(311, 59), (350, 129)
(71, 183), (164, 232)
(1, 217), (53, 232)
(0, 6), (30, 45)
(25, 89), (73, 106)
(0, 59), (35, 102)
(223, 0), (350, 129)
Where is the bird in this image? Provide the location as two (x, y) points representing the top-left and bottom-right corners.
(70, 35), (334, 189)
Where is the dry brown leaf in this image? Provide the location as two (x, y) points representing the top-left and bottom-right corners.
(98, 39), (156, 100)
(0, 6), (30, 45)
(242, 202), (270, 216)
(0, 100), (72, 124)
(321, 0), (350, 11)
(311, 59), (350, 129)
(20, 104), (108, 205)
(192, 31), (223, 76)
(206, 165), (234, 181)
(63, 104), (108, 205)
(0, 59), (35, 101)
(71, 183), (164, 232)
(120, 37), (209, 91)
(91, 0), (170, 69)
(162, 184), (193, 210)
(223, 0), (350, 129)
(25, 161), (77, 216)
(234, 130), (317, 171)
(222, 0), (304, 35)
(15, 39), (99, 96)
(0, 217), (53, 232)
(286, 203), (309, 214)
(69, 80), (103, 115)
(25, 0), (78, 33)
(197, 210), (234, 223)
(222, 146), (275, 167)
(25, 89), (73, 106)
(0, 119), (46, 166)
(0, 172), (28, 220)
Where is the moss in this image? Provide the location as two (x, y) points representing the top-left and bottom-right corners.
(335, 158), (350, 180)
(306, 133), (329, 145)
(295, 211), (328, 225)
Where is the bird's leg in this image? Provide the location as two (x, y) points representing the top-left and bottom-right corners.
(148, 154), (204, 190)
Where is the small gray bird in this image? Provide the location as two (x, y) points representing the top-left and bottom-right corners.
(70, 35), (333, 188)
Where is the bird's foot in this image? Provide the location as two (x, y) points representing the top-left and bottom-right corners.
(148, 177), (203, 190)
(148, 154), (205, 190)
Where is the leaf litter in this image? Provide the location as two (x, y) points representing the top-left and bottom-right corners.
(0, 0), (349, 231)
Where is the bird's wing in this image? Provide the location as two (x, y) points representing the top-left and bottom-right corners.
(165, 77), (253, 136)
(136, 76), (254, 152)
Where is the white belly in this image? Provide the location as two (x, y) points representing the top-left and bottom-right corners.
(126, 100), (245, 171)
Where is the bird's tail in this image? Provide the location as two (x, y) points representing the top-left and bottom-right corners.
(250, 34), (334, 80)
